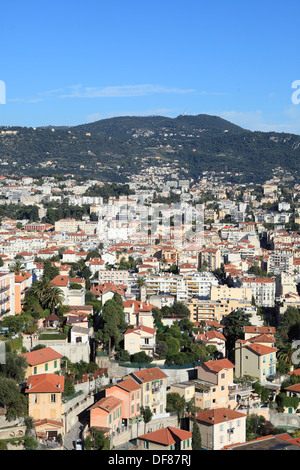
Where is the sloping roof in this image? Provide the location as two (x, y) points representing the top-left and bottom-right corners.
(90, 395), (123, 412)
(131, 366), (168, 383)
(116, 378), (141, 392)
(26, 374), (64, 393)
(202, 358), (234, 373)
(195, 407), (247, 426)
(245, 343), (278, 356)
(138, 426), (191, 446)
(21, 347), (63, 366)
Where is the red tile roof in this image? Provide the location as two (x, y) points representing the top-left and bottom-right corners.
(138, 426), (191, 446)
(194, 407), (247, 425)
(26, 374), (64, 393)
(202, 358), (234, 373)
(21, 347), (63, 366)
(131, 366), (167, 383)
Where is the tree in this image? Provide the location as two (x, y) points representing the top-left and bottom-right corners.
(95, 298), (126, 355)
(166, 392), (185, 424)
(0, 350), (28, 383)
(192, 419), (202, 450)
(140, 406), (153, 433)
(42, 286), (64, 314)
(9, 260), (26, 275)
(224, 309), (252, 360)
(0, 377), (28, 421)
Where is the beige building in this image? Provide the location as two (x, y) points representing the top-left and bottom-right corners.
(210, 285), (252, 302)
(188, 297), (252, 324)
(192, 408), (247, 450)
(170, 382), (195, 403)
(199, 248), (221, 271)
(235, 341), (278, 382)
(196, 359), (235, 410)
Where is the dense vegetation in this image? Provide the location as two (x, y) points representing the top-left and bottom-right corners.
(0, 114), (300, 183)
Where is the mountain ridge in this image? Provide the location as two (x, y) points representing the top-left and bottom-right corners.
(0, 114), (299, 184)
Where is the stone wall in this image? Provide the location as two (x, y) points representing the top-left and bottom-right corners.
(268, 409), (300, 429)
(23, 337), (90, 363)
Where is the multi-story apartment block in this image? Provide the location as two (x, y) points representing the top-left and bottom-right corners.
(0, 271), (15, 318)
(130, 367), (168, 417)
(187, 298), (252, 324)
(267, 251), (294, 275)
(235, 340), (278, 382)
(195, 359), (235, 410)
(192, 408), (247, 450)
(239, 277), (276, 307)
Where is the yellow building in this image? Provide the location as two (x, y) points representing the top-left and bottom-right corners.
(130, 367), (168, 417)
(187, 298), (252, 324)
(25, 373), (65, 439)
(21, 347), (63, 380)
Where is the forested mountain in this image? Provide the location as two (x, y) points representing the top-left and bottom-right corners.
(0, 114), (299, 183)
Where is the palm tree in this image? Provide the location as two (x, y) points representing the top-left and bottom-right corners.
(9, 260), (26, 275)
(137, 277), (146, 299)
(43, 286), (64, 314)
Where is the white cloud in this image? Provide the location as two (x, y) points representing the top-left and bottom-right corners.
(59, 84), (196, 99)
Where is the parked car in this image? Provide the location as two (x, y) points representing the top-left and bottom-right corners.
(75, 439), (83, 450)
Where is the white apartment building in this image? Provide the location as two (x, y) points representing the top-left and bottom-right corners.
(145, 272), (219, 301)
(267, 251), (294, 275)
(239, 277), (276, 307)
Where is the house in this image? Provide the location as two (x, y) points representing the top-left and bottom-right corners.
(50, 275), (85, 306)
(193, 329), (226, 358)
(43, 312), (60, 329)
(192, 407), (247, 450)
(137, 426), (192, 451)
(25, 373), (65, 439)
(235, 341), (278, 382)
(124, 325), (156, 357)
(196, 359), (235, 410)
(89, 395), (123, 436)
(105, 378), (142, 426)
(123, 300), (155, 328)
(21, 347), (63, 379)
(170, 381), (195, 403)
(130, 367), (168, 417)
(282, 383), (300, 413)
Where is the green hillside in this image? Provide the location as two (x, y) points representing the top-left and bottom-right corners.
(0, 114), (299, 183)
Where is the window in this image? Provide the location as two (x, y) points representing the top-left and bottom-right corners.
(51, 394), (56, 403)
(221, 373), (225, 379)
(54, 360), (57, 368)
(34, 366), (37, 374)
(144, 441), (149, 449)
(45, 363), (48, 371)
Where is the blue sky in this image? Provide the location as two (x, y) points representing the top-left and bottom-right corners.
(1, 0), (300, 133)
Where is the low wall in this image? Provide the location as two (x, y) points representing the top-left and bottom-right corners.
(23, 337), (90, 363)
(268, 409), (300, 429)
(0, 425), (26, 440)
